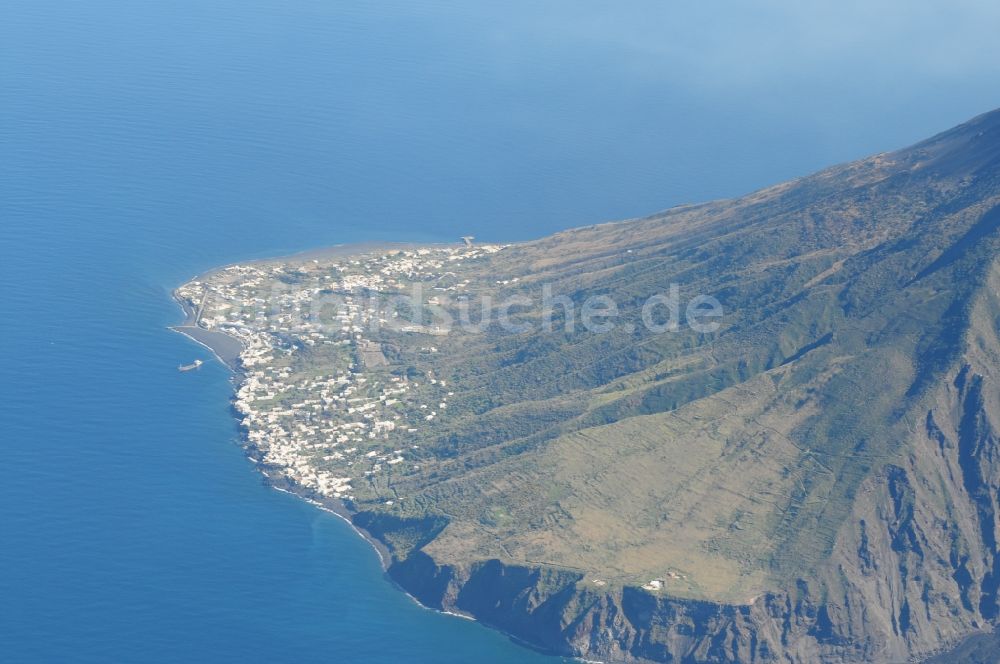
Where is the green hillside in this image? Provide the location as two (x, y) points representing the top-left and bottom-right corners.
(341, 110), (1000, 605)
(179, 108), (1000, 662)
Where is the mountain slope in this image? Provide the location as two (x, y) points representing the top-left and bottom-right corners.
(179, 108), (1000, 662)
(349, 109), (1000, 662)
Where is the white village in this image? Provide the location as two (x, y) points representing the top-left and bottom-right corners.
(175, 244), (505, 505)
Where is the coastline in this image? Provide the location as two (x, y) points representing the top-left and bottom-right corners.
(253, 460), (393, 570)
(164, 242), (995, 664)
(166, 241), (600, 662)
(169, 291), (244, 370)
(251, 433), (507, 639)
(170, 324), (244, 370)
(169, 270), (394, 566)
(168, 239), (460, 370)
(167, 241), (449, 569)
(166, 243), (499, 618)
(177, 240), (457, 287)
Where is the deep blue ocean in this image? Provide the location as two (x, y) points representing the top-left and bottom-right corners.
(2, 1), (999, 662)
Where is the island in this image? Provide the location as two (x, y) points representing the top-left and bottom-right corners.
(174, 108), (1000, 663)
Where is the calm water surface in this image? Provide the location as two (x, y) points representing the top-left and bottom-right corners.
(3, 1), (1000, 661)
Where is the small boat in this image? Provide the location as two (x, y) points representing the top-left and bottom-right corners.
(178, 359), (204, 372)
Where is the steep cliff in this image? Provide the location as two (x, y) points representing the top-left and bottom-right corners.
(377, 351), (1000, 663)
(342, 109), (1000, 663)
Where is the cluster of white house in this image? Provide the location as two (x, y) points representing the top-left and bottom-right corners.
(177, 244), (503, 501)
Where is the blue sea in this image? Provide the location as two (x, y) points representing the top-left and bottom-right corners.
(2, 1), (999, 662)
